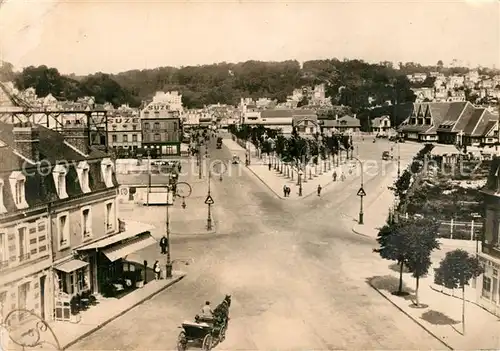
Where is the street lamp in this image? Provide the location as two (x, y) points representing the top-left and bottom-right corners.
(298, 169), (303, 196)
(165, 179), (192, 278)
(352, 156), (365, 225)
(206, 170), (214, 230)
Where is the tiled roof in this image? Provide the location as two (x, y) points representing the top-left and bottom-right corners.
(261, 109), (293, 118)
(471, 110), (498, 137)
(322, 117), (360, 128)
(462, 108), (485, 135)
(451, 102), (475, 132)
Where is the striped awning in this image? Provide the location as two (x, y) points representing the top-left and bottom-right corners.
(56, 259), (89, 273)
(101, 234), (157, 262)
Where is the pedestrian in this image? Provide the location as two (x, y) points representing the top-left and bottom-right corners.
(283, 185), (287, 197)
(268, 162), (272, 171)
(332, 171), (337, 181)
(341, 172), (346, 181)
(159, 235), (168, 254)
(317, 185), (322, 196)
(153, 260), (161, 280)
(286, 186), (291, 197)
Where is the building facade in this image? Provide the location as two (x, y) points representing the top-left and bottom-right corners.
(141, 100), (181, 157)
(107, 106), (141, 156)
(478, 158), (500, 316)
(0, 120), (155, 323)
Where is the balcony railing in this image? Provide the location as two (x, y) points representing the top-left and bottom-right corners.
(18, 253), (31, 262)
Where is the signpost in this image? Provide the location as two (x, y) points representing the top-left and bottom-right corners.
(206, 171), (215, 231)
(357, 187), (366, 225)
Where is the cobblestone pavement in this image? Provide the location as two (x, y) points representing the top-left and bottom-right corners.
(70, 137), (444, 350)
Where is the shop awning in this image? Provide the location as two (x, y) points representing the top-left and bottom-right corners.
(56, 259), (89, 273)
(77, 221), (155, 251)
(102, 234), (157, 262)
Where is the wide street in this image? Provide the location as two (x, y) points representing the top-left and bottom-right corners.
(70, 137), (444, 350)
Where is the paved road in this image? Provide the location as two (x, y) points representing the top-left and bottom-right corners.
(70, 137), (443, 350)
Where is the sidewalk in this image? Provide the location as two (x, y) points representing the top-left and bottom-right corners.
(367, 268), (500, 349)
(51, 273), (185, 350)
(223, 138), (355, 199)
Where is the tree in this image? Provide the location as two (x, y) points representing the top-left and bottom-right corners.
(434, 249), (484, 335)
(437, 60), (444, 71)
(297, 96), (309, 107)
(403, 218), (441, 306)
(374, 221), (409, 295)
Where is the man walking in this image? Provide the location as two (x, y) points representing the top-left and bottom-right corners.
(317, 185), (322, 196)
(159, 235), (168, 254)
(283, 185), (287, 197)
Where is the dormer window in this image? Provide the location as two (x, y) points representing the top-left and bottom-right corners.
(9, 171), (28, 210)
(77, 161), (91, 193)
(52, 165), (68, 199)
(100, 158), (114, 188)
(0, 180), (6, 214)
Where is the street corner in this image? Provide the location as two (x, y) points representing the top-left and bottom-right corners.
(365, 274), (453, 350)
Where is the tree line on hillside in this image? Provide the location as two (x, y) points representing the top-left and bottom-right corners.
(1, 58), (497, 111)
(228, 124), (352, 167)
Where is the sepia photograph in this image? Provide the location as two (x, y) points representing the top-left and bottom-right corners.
(0, 0), (499, 349)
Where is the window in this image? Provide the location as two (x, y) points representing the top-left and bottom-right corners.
(81, 207), (92, 238)
(0, 180), (6, 213)
(132, 118), (138, 123)
(173, 122), (178, 131)
(132, 134), (137, 142)
(100, 158), (114, 188)
(52, 165), (68, 199)
(154, 122), (160, 130)
(15, 180), (24, 205)
(69, 273), (75, 294)
(56, 271), (67, 294)
(132, 125), (137, 131)
(123, 135), (128, 143)
(166, 145), (174, 155)
(77, 269), (86, 291)
(123, 125), (128, 130)
(76, 161), (91, 193)
(483, 276), (492, 299)
(0, 232), (7, 268)
(18, 227), (29, 262)
(144, 122), (150, 129)
(18, 283), (29, 319)
(493, 277), (498, 303)
(112, 135), (117, 142)
(105, 201), (114, 232)
(154, 133), (161, 141)
(58, 213), (70, 249)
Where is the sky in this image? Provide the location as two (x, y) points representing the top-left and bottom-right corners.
(0, 0), (499, 75)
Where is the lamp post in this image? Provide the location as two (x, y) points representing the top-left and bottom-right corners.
(397, 140), (401, 180)
(298, 169), (303, 196)
(165, 179), (192, 278)
(206, 170), (213, 231)
(352, 156), (365, 225)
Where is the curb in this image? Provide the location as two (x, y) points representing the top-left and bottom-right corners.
(62, 275), (186, 350)
(367, 280), (454, 350)
(244, 166), (285, 200)
(351, 227), (374, 239)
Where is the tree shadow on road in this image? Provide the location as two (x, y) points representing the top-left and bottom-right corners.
(367, 275), (415, 301)
(421, 310), (460, 327)
(388, 262), (410, 274)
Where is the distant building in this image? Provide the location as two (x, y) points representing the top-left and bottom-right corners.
(322, 115), (361, 135)
(107, 106), (141, 156)
(151, 91), (183, 112)
(371, 116), (391, 134)
(141, 100), (181, 157)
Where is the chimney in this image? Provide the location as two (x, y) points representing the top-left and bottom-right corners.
(63, 120), (89, 154)
(13, 122), (40, 162)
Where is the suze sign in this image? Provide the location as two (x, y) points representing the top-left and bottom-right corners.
(147, 103), (170, 111)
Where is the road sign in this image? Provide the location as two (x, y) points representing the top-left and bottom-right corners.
(204, 195), (215, 205)
(357, 187), (366, 197)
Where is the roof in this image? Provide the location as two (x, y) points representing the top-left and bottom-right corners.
(471, 110), (498, 137)
(322, 116), (361, 128)
(451, 102), (475, 132)
(372, 116), (390, 128)
(463, 108), (485, 135)
(260, 109), (293, 118)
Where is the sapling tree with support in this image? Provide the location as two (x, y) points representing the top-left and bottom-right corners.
(434, 249), (484, 335)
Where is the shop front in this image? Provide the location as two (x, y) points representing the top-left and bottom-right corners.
(76, 221), (156, 297)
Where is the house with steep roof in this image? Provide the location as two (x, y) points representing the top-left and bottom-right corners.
(399, 102), (497, 145)
(291, 110), (319, 136)
(0, 121), (155, 323)
(371, 116), (391, 134)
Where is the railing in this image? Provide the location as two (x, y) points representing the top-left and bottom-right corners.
(18, 253), (31, 262)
